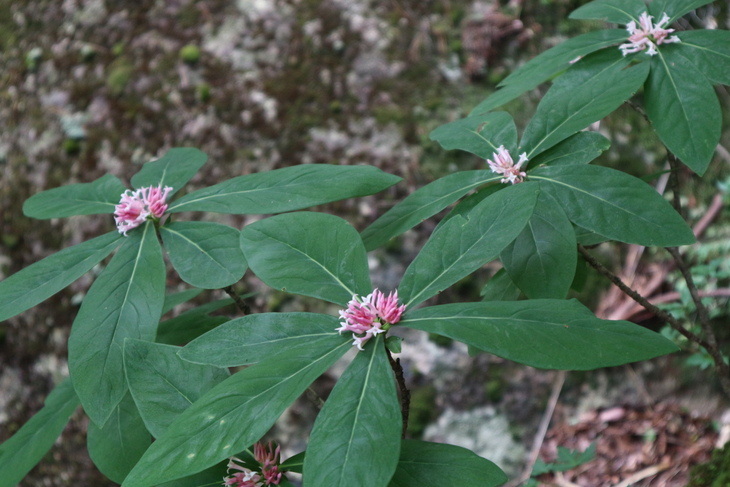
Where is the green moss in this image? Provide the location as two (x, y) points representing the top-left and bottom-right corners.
(179, 44), (202, 64)
(687, 444), (730, 487)
(196, 82), (211, 102)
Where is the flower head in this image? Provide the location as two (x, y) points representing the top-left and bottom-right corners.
(337, 289), (406, 351)
(114, 184), (173, 236)
(224, 457), (263, 487)
(619, 12), (680, 56)
(486, 146), (528, 184)
(254, 442), (282, 485)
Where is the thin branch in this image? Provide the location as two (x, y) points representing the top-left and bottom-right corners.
(386, 345), (411, 439)
(223, 285), (251, 315)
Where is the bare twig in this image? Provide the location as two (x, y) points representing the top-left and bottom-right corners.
(223, 285), (251, 315)
(612, 461), (671, 487)
(386, 345), (411, 439)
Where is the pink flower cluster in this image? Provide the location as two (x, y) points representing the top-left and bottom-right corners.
(337, 289), (406, 351)
(114, 185), (173, 236)
(486, 146), (528, 184)
(223, 442), (282, 487)
(619, 12), (680, 56)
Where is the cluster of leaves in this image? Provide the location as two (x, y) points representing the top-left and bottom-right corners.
(0, 0), (727, 486)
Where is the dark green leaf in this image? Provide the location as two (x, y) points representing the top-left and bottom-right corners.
(569, 0), (646, 24)
(304, 335), (401, 487)
(648, 0), (715, 22)
(68, 222), (166, 426)
(528, 131), (610, 168)
(168, 165), (401, 214)
(280, 451), (305, 473)
(400, 299), (678, 369)
(179, 313), (346, 367)
(22, 173), (127, 219)
(121, 340), (351, 487)
(531, 165), (695, 246)
(399, 182), (539, 308)
(0, 379), (79, 487)
(240, 212), (370, 305)
(429, 111), (518, 157)
(361, 170), (498, 251)
(480, 268), (522, 302)
(678, 30), (730, 86)
(471, 30), (627, 114)
(521, 49), (649, 158)
(388, 440), (507, 487)
(161, 222), (247, 289)
(87, 393), (151, 484)
(124, 339), (230, 438)
(130, 148), (207, 197)
(162, 288), (205, 314)
(156, 298), (234, 345)
(157, 461), (228, 487)
(500, 192), (576, 299)
(574, 225), (609, 246)
(645, 48), (721, 175)
(0, 231), (122, 322)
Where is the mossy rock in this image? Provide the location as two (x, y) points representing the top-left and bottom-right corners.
(687, 444), (730, 486)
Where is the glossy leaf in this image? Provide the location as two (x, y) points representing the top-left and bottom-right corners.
(645, 48), (721, 175)
(400, 299), (679, 369)
(569, 0), (645, 24)
(521, 49), (649, 158)
(156, 298), (234, 345)
(304, 335), (401, 487)
(68, 222), (166, 426)
(130, 148), (207, 197)
(480, 268), (522, 302)
(678, 30), (730, 86)
(168, 164), (401, 214)
(161, 222), (247, 289)
(22, 173), (127, 219)
(122, 340), (351, 487)
(399, 182), (538, 308)
(0, 379), (79, 487)
(240, 212), (370, 305)
(531, 165), (695, 246)
(500, 192), (576, 299)
(0, 231), (122, 322)
(124, 339), (230, 438)
(471, 29), (627, 114)
(179, 313), (345, 367)
(361, 170), (498, 251)
(429, 111), (518, 157)
(388, 440), (507, 487)
(528, 131), (610, 168)
(87, 393), (151, 483)
(648, 0), (715, 22)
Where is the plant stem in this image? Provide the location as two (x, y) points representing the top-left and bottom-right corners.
(386, 346), (410, 438)
(223, 285), (251, 315)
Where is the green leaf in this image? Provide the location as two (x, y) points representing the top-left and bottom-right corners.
(280, 451), (305, 473)
(124, 339), (230, 438)
(156, 298), (235, 345)
(168, 164), (401, 214)
(157, 461), (229, 487)
(121, 340), (351, 487)
(678, 30), (730, 86)
(574, 224), (610, 246)
(531, 165), (695, 246)
(161, 222), (247, 289)
(500, 192), (576, 299)
(399, 182), (539, 308)
(23, 173), (127, 219)
(521, 49), (649, 158)
(162, 288), (205, 314)
(470, 29), (627, 114)
(87, 393), (151, 484)
(480, 268), (522, 302)
(388, 440), (507, 487)
(68, 222), (166, 426)
(0, 231), (122, 322)
(361, 170), (498, 251)
(304, 335), (401, 487)
(240, 212), (370, 305)
(130, 148), (207, 197)
(645, 48), (721, 175)
(179, 313), (346, 367)
(429, 111), (518, 157)
(569, 0), (646, 24)
(528, 131), (610, 168)
(401, 299), (679, 369)
(648, 0), (715, 22)
(532, 443), (596, 475)
(0, 379), (79, 487)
